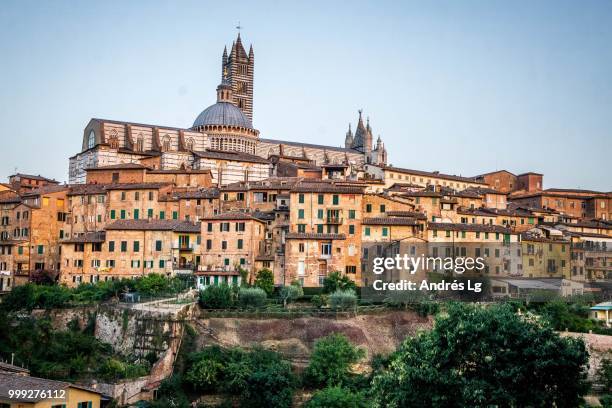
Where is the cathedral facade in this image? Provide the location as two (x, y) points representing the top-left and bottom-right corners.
(68, 34), (387, 185)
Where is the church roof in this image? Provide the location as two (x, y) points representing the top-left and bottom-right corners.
(193, 101), (252, 129)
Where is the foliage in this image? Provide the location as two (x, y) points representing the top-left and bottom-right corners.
(198, 284), (235, 309)
(185, 346), (296, 407)
(304, 333), (365, 388)
(311, 294), (328, 309)
(148, 375), (191, 408)
(0, 276), (186, 313)
(134, 273), (172, 296)
(598, 358), (612, 394)
(329, 289), (357, 310)
(238, 287), (268, 308)
(323, 271), (357, 294)
(279, 282), (303, 307)
(370, 302), (590, 408)
(305, 386), (369, 408)
(0, 314), (147, 382)
(537, 299), (612, 335)
(254, 268), (275, 296)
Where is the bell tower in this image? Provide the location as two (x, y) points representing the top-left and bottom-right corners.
(222, 31), (254, 122)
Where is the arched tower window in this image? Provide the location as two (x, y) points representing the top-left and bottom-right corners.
(186, 138), (194, 151)
(136, 137), (144, 152)
(162, 136), (171, 152)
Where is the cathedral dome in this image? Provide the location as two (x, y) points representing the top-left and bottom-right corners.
(192, 102), (253, 129)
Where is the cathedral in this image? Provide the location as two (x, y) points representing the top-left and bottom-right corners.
(68, 33), (387, 185)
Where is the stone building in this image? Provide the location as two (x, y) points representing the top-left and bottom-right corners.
(69, 34), (384, 185)
(60, 219), (201, 286)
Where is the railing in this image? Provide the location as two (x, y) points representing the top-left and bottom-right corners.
(198, 304), (387, 319)
(326, 216), (343, 224)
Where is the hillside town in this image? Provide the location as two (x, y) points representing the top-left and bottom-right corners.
(0, 33), (610, 299)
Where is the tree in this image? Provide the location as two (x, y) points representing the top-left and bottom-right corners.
(305, 387), (369, 408)
(134, 273), (170, 296)
(238, 287), (267, 308)
(254, 268), (275, 296)
(323, 271), (356, 293)
(199, 284), (235, 309)
(371, 302), (590, 408)
(304, 333), (365, 387)
(279, 282), (303, 308)
(329, 290), (357, 310)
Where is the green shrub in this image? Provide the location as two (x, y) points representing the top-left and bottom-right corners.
(311, 294), (328, 308)
(304, 333), (365, 387)
(323, 271), (356, 294)
(238, 287), (267, 308)
(305, 386), (368, 408)
(199, 284), (235, 309)
(329, 289), (357, 310)
(254, 268), (275, 296)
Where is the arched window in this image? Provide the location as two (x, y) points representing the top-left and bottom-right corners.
(186, 138), (194, 151)
(162, 136), (171, 152)
(87, 130), (95, 149)
(136, 137), (144, 152)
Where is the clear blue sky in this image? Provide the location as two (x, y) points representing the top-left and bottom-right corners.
(0, 0), (610, 190)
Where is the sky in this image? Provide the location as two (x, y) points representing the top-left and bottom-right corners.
(0, 0), (610, 190)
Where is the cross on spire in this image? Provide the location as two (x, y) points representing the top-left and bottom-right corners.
(236, 21), (242, 33)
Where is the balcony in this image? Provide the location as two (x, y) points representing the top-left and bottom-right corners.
(173, 263), (196, 274)
(173, 243), (194, 251)
(326, 216), (343, 224)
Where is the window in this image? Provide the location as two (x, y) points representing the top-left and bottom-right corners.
(172, 211), (178, 220)
(133, 241), (140, 252)
(318, 194), (324, 204)
(236, 222), (245, 232)
(222, 241), (227, 250)
(147, 208), (153, 218)
(298, 209), (305, 219)
(120, 210), (126, 219)
(365, 227), (370, 236)
(321, 243), (332, 256)
(349, 210), (355, 219)
(206, 240), (212, 250)
(298, 194), (304, 204)
(346, 265), (357, 274)
(160, 211), (165, 220)
(332, 195), (339, 205)
(299, 243), (305, 252)
(110, 210), (116, 219)
(382, 227), (388, 237)
(317, 209), (324, 219)
(349, 225), (355, 235)
(134, 209), (139, 219)
(37, 245), (44, 254)
(121, 241), (127, 252)
(237, 239), (243, 249)
(380, 204), (386, 213)
(155, 240), (162, 251)
(317, 224), (324, 233)
(108, 241), (115, 252)
(297, 224), (306, 233)
(220, 223), (230, 232)
(366, 204), (372, 213)
(77, 402), (92, 408)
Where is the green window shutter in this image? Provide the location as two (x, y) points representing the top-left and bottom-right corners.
(121, 241), (127, 252)
(365, 227), (370, 236)
(133, 241), (140, 252)
(380, 204), (385, 213)
(120, 210), (126, 219)
(134, 209), (139, 219)
(349, 210), (355, 219)
(148, 208), (153, 218)
(18, 246), (23, 255)
(237, 239), (243, 249)
(240, 258), (245, 265)
(109, 241), (115, 252)
(318, 194), (324, 204)
(366, 204), (372, 213)
(299, 194), (304, 204)
(110, 210), (116, 219)
(214, 276), (219, 285)
(382, 227), (388, 237)
(155, 240), (162, 251)
(224, 258), (230, 266)
(172, 211), (178, 220)
(317, 209), (323, 219)
(298, 209), (304, 219)
(461, 231), (466, 238)
(349, 225), (355, 235)
(37, 245), (43, 254)
(333, 195), (339, 205)
(159, 260), (165, 268)
(232, 276), (238, 285)
(160, 211), (165, 220)
(97, 214), (102, 222)
(317, 224), (323, 233)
